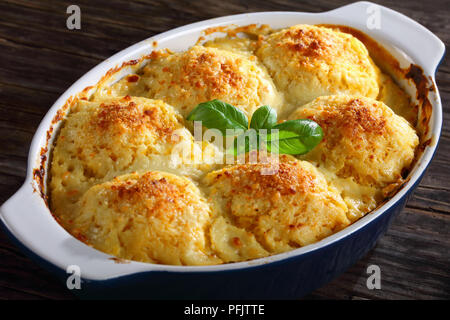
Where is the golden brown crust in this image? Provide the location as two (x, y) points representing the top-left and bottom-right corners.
(210, 161), (316, 198)
(204, 157), (350, 256)
(176, 50), (244, 94)
(133, 46), (283, 117)
(289, 95), (418, 221)
(72, 171), (221, 265)
(94, 99), (176, 141)
(280, 26), (337, 61)
(290, 95), (418, 186)
(256, 24), (381, 114)
(306, 98), (387, 140)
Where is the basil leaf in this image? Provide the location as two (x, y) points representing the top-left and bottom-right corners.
(229, 130), (259, 156)
(265, 131), (308, 155)
(186, 99), (248, 135)
(249, 105), (277, 130)
(187, 100), (322, 156)
(267, 120), (323, 155)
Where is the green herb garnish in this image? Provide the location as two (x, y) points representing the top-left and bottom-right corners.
(186, 100), (323, 155)
(186, 99), (248, 135)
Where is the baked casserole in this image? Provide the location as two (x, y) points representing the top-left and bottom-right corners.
(48, 24), (420, 266)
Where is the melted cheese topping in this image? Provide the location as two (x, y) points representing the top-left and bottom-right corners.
(256, 24), (381, 116)
(49, 24), (420, 265)
(289, 95), (418, 221)
(72, 171), (221, 265)
(97, 46), (284, 118)
(204, 155), (350, 260)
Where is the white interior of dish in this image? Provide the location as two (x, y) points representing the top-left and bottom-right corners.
(0, 2), (444, 280)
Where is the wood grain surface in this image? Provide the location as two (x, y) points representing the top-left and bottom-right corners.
(0, 0), (448, 300)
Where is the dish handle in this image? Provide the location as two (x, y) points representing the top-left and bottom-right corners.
(328, 1), (445, 75)
(0, 184), (59, 252)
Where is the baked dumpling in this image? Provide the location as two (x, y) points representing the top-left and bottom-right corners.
(289, 95), (419, 220)
(256, 24), (381, 114)
(71, 171), (221, 265)
(204, 155), (350, 261)
(115, 46), (283, 117)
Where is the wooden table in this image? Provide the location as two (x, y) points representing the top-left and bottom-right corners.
(0, 0), (448, 300)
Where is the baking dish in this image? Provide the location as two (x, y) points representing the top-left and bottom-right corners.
(0, 1), (444, 299)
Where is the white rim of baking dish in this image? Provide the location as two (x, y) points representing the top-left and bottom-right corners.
(0, 1), (445, 280)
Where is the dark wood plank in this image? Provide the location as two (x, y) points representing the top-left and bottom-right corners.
(0, 2), (142, 60)
(0, 38), (100, 93)
(0, 0), (448, 300)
